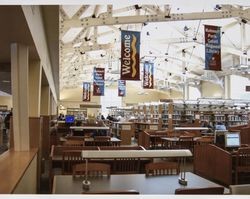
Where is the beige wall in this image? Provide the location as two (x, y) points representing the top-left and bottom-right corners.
(0, 96), (12, 110)
(13, 154), (37, 194)
(201, 81), (224, 98)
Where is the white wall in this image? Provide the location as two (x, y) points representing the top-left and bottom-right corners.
(230, 75), (250, 100)
(201, 81), (224, 98)
(189, 86), (201, 100)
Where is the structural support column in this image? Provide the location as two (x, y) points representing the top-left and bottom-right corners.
(41, 85), (50, 115)
(11, 43), (30, 151)
(184, 83), (189, 100)
(224, 75), (231, 99)
(29, 61), (42, 117)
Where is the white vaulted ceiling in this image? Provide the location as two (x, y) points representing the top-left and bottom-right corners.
(59, 1), (250, 95)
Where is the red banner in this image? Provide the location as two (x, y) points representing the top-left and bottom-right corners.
(120, 30), (140, 80)
(93, 67), (105, 96)
(205, 25), (221, 71)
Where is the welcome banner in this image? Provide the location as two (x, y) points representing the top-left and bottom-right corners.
(204, 25), (221, 71)
(118, 80), (126, 97)
(120, 30), (140, 80)
(93, 67), (105, 96)
(82, 82), (91, 101)
(143, 62), (154, 89)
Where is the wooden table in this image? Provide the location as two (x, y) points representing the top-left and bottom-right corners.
(53, 172), (228, 194)
(70, 126), (110, 136)
(84, 137), (121, 146)
(161, 137), (201, 149)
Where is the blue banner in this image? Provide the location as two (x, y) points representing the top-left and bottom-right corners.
(93, 67), (105, 96)
(82, 82), (91, 101)
(121, 30), (140, 80)
(143, 62), (154, 89)
(118, 80), (126, 97)
(205, 25), (221, 71)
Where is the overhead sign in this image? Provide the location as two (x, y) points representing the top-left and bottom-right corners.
(204, 25), (221, 71)
(93, 67), (105, 96)
(118, 80), (126, 97)
(82, 82), (91, 102)
(143, 62), (154, 89)
(120, 30), (140, 80)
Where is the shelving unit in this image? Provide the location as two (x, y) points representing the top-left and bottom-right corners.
(67, 108), (87, 119)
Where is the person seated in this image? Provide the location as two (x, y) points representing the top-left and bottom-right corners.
(201, 120), (213, 134)
(215, 122), (226, 131)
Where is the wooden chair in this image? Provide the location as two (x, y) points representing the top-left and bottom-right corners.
(94, 136), (111, 146)
(63, 140), (84, 146)
(73, 162), (111, 177)
(145, 161), (180, 176)
(175, 187), (224, 194)
(82, 189), (139, 194)
(62, 150), (84, 174)
(112, 158), (141, 174)
(235, 147), (250, 184)
(178, 136), (194, 153)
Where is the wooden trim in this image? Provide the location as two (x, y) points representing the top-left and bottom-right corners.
(0, 148), (38, 193)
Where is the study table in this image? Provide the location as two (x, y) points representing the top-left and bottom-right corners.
(70, 126), (110, 136)
(52, 172), (228, 194)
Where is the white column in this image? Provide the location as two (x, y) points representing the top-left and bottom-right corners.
(11, 43), (30, 151)
(224, 75), (231, 99)
(41, 86), (50, 115)
(29, 61), (42, 117)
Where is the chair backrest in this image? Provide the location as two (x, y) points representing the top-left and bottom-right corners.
(236, 147), (250, 170)
(178, 136), (194, 152)
(112, 158), (140, 174)
(82, 189), (139, 194)
(145, 162), (179, 176)
(63, 140), (84, 146)
(62, 150), (84, 174)
(94, 136), (111, 146)
(175, 187), (224, 194)
(73, 162), (111, 177)
(99, 146), (145, 150)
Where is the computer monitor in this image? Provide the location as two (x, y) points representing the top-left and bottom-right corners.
(225, 132), (241, 148)
(65, 115), (75, 123)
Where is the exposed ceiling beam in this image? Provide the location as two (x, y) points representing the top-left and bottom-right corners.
(62, 6), (243, 28)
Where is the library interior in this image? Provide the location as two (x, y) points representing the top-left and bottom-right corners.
(1, 1), (250, 196)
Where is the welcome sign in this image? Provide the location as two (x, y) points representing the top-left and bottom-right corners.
(205, 25), (221, 71)
(120, 30), (140, 80)
(82, 82), (91, 101)
(143, 62), (154, 89)
(93, 67), (105, 96)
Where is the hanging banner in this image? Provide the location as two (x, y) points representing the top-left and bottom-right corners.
(204, 25), (221, 71)
(118, 80), (126, 97)
(82, 82), (91, 101)
(143, 62), (154, 89)
(93, 67), (105, 96)
(120, 30), (140, 80)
